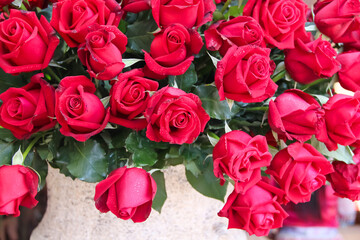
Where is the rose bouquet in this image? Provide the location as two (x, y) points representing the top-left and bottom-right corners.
(1, 0), (360, 237)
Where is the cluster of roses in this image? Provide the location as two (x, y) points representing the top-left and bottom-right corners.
(0, 0), (215, 221)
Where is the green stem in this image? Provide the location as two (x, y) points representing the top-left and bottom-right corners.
(221, 0), (232, 14)
(242, 106), (269, 112)
(272, 71), (285, 83)
(44, 67), (61, 83)
(23, 135), (42, 160)
(301, 78), (328, 91)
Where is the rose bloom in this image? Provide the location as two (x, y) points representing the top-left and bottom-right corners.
(0, 165), (39, 217)
(218, 181), (288, 236)
(51, 0), (122, 48)
(144, 86), (209, 144)
(109, 69), (159, 130)
(243, 0), (309, 49)
(204, 16), (265, 56)
(151, 0), (216, 29)
(0, 73), (56, 139)
(285, 37), (340, 84)
(55, 76), (110, 142)
(314, 0), (360, 50)
(78, 25), (128, 80)
(213, 130), (272, 193)
(266, 142), (334, 204)
(318, 92), (360, 151)
(337, 51), (360, 92)
(143, 24), (203, 78)
(94, 167), (157, 222)
(0, 10), (59, 75)
(122, 0), (151, 13)
(215, 45), (277, 103)
(327, 148), (360, 200)
(268, 89), (326, 142)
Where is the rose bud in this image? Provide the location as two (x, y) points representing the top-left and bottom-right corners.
(318, 92), (360, 151)
(0, 73), (56, 139)
(337, 51), (360, 92)
(55, 76), (110, 142)
(78, 25), (128, 80)
(314, 0), (360, 50)
(109, 69), (159, 130)
(0, 10), (59, 75)
(266, 142), (334, 204)
(151, 0), (216, 29)
(243, 0), (309, 49)
(204, 16), (265, 56)
(284, 37), (340, 84)
(51, 0), (122, 48)
(144, 86), (210, 144)
(143, 24), (203, 78)
(326, 148), (360, 201)
(268, 89), (326, 142)
(213, 130), (272, 193)
(218, 181), (288, 236)
(94, 167), (157, 222)
(215, 45), (277, 103)
(0, 165), (39, 217)
(121, 0), (151, 13)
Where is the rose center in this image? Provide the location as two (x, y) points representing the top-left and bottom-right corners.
(7, 99), (22, 118)
(90, 33), (106, 48)
(67, 96), (84, 116)
(74, 4), (86, 13)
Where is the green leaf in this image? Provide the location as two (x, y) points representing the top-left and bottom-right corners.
(311, 137), (354, 164)
(0, 128), (15, 142)
(24, 151), (48, 190)
(57, 139), (108, 182)
(0, 141), (14, 165)
(126, 19), (157, 53)
(151, 170), (167, 213)
(168, 63), (197, 92)
(125, 132), (168, 167)
(185, 157), (228, 201)
(224, 5), (243, 19)
(194, 85), (240, 120)
(0, 68), (29, 93)
(311, 94), (329, 106)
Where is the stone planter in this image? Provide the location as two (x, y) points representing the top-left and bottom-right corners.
(31, 165), (246, 240)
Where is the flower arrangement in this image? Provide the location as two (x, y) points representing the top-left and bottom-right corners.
(1, 0), (360, 237)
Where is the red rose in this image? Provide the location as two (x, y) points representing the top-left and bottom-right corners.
(94, 167), (157, 222)
(109, 69), (159, 130)
(55, 76), (110, 142)
(337, 51), (360, 92)
(243, 0), (309, 49)
(26, 0), (49, 9)
(318, 92), (360, 151)
(0, 10), (59, 75)
(0, 0), (13, 7)
(51, 0), (122, 48)
(314, 0), (360, 50)
(122, 0), (151, 13)
(78, 25), (127, 80)
(284, 37), (340, 84)
(218, 181), (288, 236)
(327, 159), (360, 201)
(144, 86), (209, 144)
(151, 0), (216, 29)
(213, 130), (272, 193)
(143, 24), (203, 78)
(215, 45), (277, 103)
(204, 16), (265, 56)
(266, 142), (334, 203)
(268, 89), (326, 142)
(0, 165), (39, 217)
(0, 73), (56, 139)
